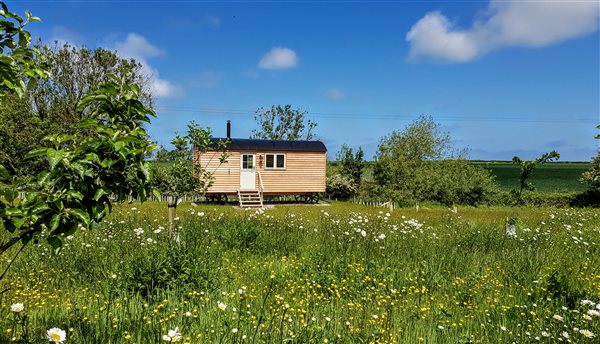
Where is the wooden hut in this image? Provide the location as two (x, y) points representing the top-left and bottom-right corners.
(193, 121), (327, 207)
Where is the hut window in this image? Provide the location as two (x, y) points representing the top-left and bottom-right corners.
(265, 153), (285, 169)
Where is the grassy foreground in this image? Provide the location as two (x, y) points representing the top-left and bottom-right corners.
(1, 202), (599, 343)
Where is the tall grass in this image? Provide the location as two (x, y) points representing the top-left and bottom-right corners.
(1, 202), (598, 343)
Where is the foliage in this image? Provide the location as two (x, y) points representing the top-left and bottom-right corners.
(0, 42), (151, 176)
(372, 115), (495, 205)
(0, 75), (156, 257)
(580, 150), (600, 191)
(2, 203), (600, 342)
(152, 121), (229, 200)
(326, 174), (358, 200)
(0, 3), (48, 99)
(375, 115), (450, 162)
(336, 144), (365, 190)
(512, 151), (560, 201)
(251, 104), (317, 140)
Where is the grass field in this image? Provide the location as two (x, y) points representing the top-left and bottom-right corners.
(474, 162), (591, 193)
(1, 202), (599, 343)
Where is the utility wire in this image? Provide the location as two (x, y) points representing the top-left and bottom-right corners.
(154, 105), (594, 123)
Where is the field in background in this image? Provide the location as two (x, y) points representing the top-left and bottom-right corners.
(475, 162), (591, 193)
(1, 202), (599, 343)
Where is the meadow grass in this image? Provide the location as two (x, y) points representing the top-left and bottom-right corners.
(472, 162), (591, 193)
(0, 202), (599, 343)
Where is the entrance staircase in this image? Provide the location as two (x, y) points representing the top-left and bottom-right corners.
(238, 171), (264, 208)
(237, 190), (263, 208)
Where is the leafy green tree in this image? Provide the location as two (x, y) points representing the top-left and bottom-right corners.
(372, 115), (495, 206)
(0, 43), (151, 176)
(252, 105), (317, 140)
(511, 151), (560, 201)
(152, 122), (229, 235)
(0, 3), (156, 279)
(336, 144), (365, 192)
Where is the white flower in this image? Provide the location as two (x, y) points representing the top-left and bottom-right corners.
(500, 326), (507, 331)
(561, 331), (570, 339)
(581, 299), (595, 306)
(586, 309), (600, 317)
(11, 303), (24, 313)
(185, 311), (192, 317)
(218, 301), (227, 311)
(541, 331), (550, 337)
(579, 329), (595, 338)
(164, 327), (181, 342)
(47, 327), (66, 343)
(437, 325), (444, 330)
(553, 314), (564, 321)
(232, 328), (238, 333)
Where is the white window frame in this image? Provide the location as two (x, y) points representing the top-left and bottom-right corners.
(265, 153), (286, 169)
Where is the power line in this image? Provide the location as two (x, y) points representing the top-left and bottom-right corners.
(154, 105), (595, 123)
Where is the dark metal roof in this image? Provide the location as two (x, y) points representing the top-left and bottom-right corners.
(209, 138), (327, 152)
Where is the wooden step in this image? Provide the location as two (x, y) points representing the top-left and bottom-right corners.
(237, 189), (263, 208)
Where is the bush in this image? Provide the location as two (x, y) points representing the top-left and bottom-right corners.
(326, 174), (357, 200)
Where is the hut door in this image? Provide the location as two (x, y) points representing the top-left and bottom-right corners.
(240, 154), (256, 190)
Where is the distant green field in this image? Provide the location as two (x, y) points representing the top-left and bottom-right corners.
(473, 162), (591, 193)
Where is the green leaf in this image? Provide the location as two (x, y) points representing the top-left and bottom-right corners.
(68, 208), (90, 227)
(94, 188), (108, 202)
(49, 214), (60, 232)
(46, 148), (63, 169)
(66, 190), (83, 201)
(24, 148), (47, 159)
(0, 164), (9, 180)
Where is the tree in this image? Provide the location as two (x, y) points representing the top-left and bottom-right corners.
(372, 115), (495, 206)
(0, 42), (151, 176)
(0, 3), (156, 279)
(512, 151), (560, 201)
(580, 126), (600, 190)
(336, 144), (365, 191)
(152, 121), (229, 236)
(326, 174), (357, 200)
(252, 105), (317, 140)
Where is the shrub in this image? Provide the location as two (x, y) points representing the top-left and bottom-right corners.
(326, 174), (358, 200)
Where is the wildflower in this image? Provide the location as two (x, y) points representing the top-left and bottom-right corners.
(163, 327), (181, 342)
(552, 314), (564, 321)
(541, 331), (550, 337)
(581, 300), (595, 306)
(10, 303), (24, 313)
(232, 328), (238, 333)
(185, 311), (192, 317)
(437, 325), (444, 330)
(561, 331), (570, 339)
(579, 329), (595, 338)
(47, 328), (66, 343)
(218, 301), (227, 311)
(586, 308), (599, 316)
(500, 326), (507, 331)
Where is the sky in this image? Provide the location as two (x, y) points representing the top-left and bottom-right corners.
(14, 0), (600, 161)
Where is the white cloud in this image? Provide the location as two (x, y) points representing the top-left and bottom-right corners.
(406, 0), (600, 63)
(50, 25), (82, 46)
(324, 88), (346, 100)
(112, 33), (183, 98)
(258, 47), (298, 69)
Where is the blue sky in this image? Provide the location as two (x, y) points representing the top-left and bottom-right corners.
(15, 0), (600, 161)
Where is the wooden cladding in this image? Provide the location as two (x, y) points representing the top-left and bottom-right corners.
(194, 149), (326, 194)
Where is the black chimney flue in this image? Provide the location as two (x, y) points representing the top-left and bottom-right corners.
(226, 120), (231, 139)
